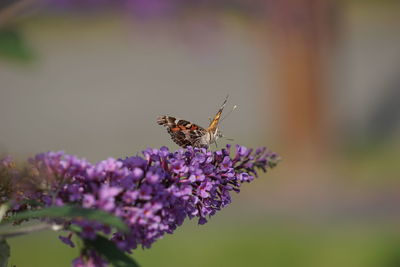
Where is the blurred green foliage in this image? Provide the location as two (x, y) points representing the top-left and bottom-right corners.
(0, 27), (34, 62)
(343, 140), (400, 182)
(0, 239), (10, 267)
(8, 220), (400, 267)
(85, 235), (140, 267)
(8, 206), (129, 233)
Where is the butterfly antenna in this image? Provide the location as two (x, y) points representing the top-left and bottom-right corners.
(221, 135), (234, 141)
(218, 94), (229, 113)
(220, 105), (237, 122)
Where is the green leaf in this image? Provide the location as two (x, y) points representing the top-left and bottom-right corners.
(85, 235), (140, 267)
(6, 205), (128, 233)
(0, 239), (10, 267)
(0, 27), (34, 62)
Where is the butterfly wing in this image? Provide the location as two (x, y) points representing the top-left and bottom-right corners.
(207, 95), (228, 133)
(157, 116), (208, 148)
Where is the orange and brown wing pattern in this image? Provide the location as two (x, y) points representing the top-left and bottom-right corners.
(207, 95), (228, 133)
(157, 116), (207, 148)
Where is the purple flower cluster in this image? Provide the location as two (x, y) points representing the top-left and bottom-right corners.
(2, 145), (278, 265)
(72, 249), (108, 267)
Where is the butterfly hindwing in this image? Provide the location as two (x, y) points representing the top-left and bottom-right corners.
(157, 116), (207, 148)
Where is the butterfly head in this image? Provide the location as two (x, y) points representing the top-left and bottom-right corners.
(208, 128), (223, 143)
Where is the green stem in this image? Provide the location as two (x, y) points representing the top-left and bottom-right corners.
(0, 222), (56, 239)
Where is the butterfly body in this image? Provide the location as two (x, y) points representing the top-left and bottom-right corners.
(157, 96), (228, 149)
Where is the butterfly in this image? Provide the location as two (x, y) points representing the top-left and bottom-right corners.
(157, 96), (232, 149)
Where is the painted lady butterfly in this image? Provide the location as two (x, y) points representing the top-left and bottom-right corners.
(157, 96), (229, 149)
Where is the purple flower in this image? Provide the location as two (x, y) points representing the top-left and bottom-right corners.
(98, 185), (121, 211)
(198, 181), (213, 198)
(72, 250), (107, 267)
(238, 172), (253, 182)
(59, 233), (75, 248)
(170, 158), (188, 174)
(0, 155), (13, 168)
(188, 168), (205, 182)
(3, 144), (279, 266)
(67, 184), (83, 202)
(145, 167), (164, 183)
(76, 221), (98, 240)
(220, 156), (233, 171)
(122, 191), (139, 204)
(237, 145), (249, 157)
(132, 167), (144, 180)
(82, 194), (96, 208)
(72, 256), (86, 267)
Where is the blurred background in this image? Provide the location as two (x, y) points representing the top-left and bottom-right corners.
(1, 0), (400, 266)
